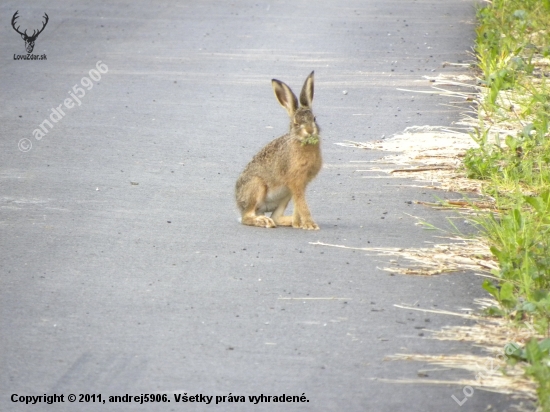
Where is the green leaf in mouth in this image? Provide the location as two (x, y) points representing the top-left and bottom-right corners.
(301, 134), (320, 146)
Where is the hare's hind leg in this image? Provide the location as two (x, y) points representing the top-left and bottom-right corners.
(238, 177), (276, 228)
(242, 212), (276, 228)
(271, 194), (292, 226)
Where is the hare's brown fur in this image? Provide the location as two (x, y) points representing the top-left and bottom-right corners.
(235, 72), (322, 230)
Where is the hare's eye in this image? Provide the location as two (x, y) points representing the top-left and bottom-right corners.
(314, 116), (317, 121)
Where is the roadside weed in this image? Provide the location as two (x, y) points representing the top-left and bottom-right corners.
(470, 0), (550, 409)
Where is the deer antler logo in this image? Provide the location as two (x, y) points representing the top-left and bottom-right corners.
(11, 11), (49, 54)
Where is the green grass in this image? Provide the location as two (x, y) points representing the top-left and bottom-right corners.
(469, 0), (550, 409)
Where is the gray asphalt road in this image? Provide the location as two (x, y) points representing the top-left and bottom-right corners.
(1, 1), (519, 411)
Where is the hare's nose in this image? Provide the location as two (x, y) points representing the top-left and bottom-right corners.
(304, 124), (317, 135)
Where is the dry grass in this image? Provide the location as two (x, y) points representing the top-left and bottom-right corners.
(335, 74), (502, 194)
(329, 73), (540, 406)
(338, 125), (485, 193)
(311, 237), (497, 276)
(382, 300), (539, 403)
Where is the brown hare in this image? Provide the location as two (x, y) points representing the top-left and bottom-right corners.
(235, 71), (322, 230)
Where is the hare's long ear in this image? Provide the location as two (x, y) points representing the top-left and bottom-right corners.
(299, 71), (314, 109)
(272, 79), (298, 117)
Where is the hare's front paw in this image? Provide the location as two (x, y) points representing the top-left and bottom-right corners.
(302, 221), (320, 230)
(293, 220), (319, 230)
